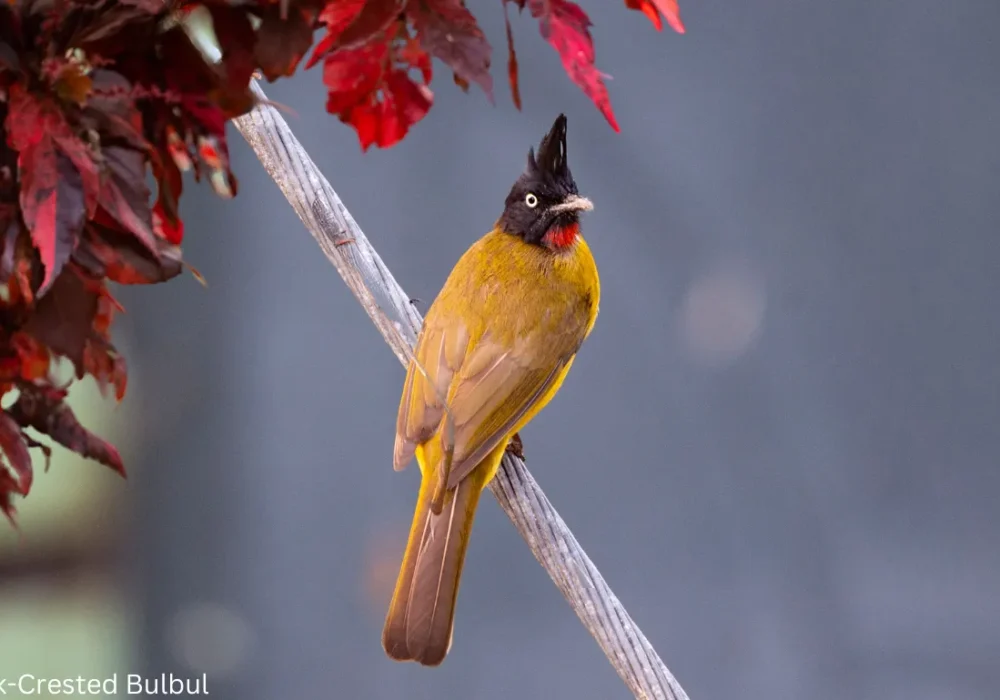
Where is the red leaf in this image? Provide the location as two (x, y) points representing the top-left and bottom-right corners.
(7, 88), (102, 215)
(503, 0), (522, 110)
(74, 4), (154, 45)
(345, 100), (380, 152)
(73, 223), (183, 285)
(21, 267), (99, 377)
(336, 0), (407, 49)
(158, 24), (256, 119)
(399, 33), (433, 84)
(0, 469), (19, 525)
(254, 6), (316, 81)
(97, 146), (159, 254)
(412, 0), (493, 100)
(0, 411), (33, 500)
(179, 97), (228, 142)
(150, 148), (184, 243)
(152, 201), (184, 245)
(18, 145), (86, 296)
(12, 333), (52, 382)
(171, 95), (238, 196)
(322, 40), (385, 111)
(625, 0), (661, 30)
(206, 4), (258, 90)
(5, 89), (52, 154)
(84, 335), (128, 403)
(306, 0), (368, 69)
(525, 0), (620, 131)
(385, 70), (433, 137)
(322, 26), (434, 150)
(651, 0), (685, 33)
(0, 41), (20, 73)
(5, 88), (99, 295)
(624, 0), (685, 33)
(84, 70), (151, 152)
(0, 207), (22, 282)
(13, 257), (36, 308)
(113, 0), (163, 15)
(7, 386), (125, 477)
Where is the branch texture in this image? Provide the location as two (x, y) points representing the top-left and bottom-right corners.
(233, 82), (690, 700)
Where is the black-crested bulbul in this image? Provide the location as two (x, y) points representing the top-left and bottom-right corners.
(382, 114), (600, 666)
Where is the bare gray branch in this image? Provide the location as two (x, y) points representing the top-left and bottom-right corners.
(232, 82), (690, 700)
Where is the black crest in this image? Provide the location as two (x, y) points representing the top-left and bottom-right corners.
(524, 114), (576, 193)
(497, 114), (582, 245)
(528, 114), (572, 187)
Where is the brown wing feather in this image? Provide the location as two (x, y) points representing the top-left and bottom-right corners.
(394, 318), (470, 471)
(444, 355), (566, 489)
(440, 317), (585, 488)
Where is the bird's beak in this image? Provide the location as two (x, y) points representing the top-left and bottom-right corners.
(550, 194), (594, 213)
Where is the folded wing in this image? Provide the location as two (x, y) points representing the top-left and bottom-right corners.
(394, 303), (588, 489)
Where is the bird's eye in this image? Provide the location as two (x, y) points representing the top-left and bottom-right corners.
(525, 193), (538, 208)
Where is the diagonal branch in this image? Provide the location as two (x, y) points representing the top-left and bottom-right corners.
(233, 82), (690, 700)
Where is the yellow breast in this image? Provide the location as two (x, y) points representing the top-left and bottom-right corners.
(434, 228), (601, 346)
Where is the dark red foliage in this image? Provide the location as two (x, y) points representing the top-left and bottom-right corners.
(0, 411), (32, 524)
(412, 0), (493, 102)
(525, 0), (620, 130)
(7, 385), (125, 477)
(503, 2), (522, 110)
(624, 0), (685, 33)
(254, 4), (319, 81)
(304, 0), (682, 148)
(0, 0), (261, 520)
(318, 19), (435, 151)
(0, 0), (682, 522)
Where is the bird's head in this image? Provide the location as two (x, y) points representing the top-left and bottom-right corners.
(498, 114), (593, 250)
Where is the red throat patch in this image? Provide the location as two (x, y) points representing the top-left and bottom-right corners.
(543, 222), (580, 249)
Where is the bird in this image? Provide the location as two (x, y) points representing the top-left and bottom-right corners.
(381, 114), (600, 666)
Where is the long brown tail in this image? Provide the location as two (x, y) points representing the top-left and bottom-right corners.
(382, 466), (486, 666)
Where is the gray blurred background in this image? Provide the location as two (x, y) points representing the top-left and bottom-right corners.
(1, 0), (999, 698)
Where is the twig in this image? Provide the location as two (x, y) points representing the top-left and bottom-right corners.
(232, 82), (690, 700)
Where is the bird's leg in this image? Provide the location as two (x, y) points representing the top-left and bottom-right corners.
(505, 432), (524, 460)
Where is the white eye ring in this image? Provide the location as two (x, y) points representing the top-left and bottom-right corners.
(525, 193), (538, 208)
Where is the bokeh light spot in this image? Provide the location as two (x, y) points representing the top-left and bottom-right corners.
(677, 259), (766, 367)
(166, 602), (255, 678)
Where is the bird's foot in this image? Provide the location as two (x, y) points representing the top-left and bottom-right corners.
(506, 433), (525, 460)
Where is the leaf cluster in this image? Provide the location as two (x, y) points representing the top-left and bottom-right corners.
(0, 0), (247, 521)
(0, 0), (682, 522)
